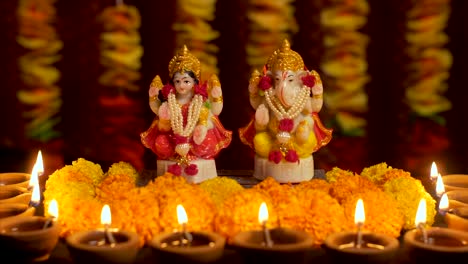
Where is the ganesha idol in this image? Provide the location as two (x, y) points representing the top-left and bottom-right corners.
(141, 46), (232, 183)
(239, 40), (332, 183)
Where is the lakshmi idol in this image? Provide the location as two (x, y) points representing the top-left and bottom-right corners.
(141, 46), (232, 183)
(239, 40), (332, 183)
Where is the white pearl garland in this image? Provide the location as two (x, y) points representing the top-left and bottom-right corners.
(168, 93), (203, 137)
(264, 85), (310, 121)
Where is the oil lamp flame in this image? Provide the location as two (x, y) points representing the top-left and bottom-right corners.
(430, 162), (438, 181)
(36, 150), (44, 176)
(354, 199), (365, 225)
(436, 174), (445, 197)
(258, 202), (269, 224)
(48, 199), (59, 219)
(415, 198), (427, 227)
(101, 204), (112, 226)
(439, 193), (449, 212)
(177, 204), (188, 225)
(30, 181), (41, 205)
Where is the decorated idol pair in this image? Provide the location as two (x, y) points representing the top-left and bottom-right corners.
(141, 40), (332, 183)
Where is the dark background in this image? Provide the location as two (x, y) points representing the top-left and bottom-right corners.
(1, 0), (467, 178)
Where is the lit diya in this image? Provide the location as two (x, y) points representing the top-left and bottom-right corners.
(323, 199), (400, 264)
(149, 204), (226, 263)
(231, 202), (314, 264)
(66, 204), (140, 264)
(0, 199), (60, 262)
(439, 193), (468, 232)
(403, 198), (468, 263)
(0, 172), (30, 189)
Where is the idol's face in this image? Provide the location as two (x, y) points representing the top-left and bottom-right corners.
(173, 72), (195, 96)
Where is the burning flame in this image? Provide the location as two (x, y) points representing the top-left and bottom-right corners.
(415, 198), (427, 227)
(430, 162), (438, 181)
(48, 199), (59, 219)
(439, 193), (449, 212)
(177, 204), (188, 225)
(436, 173), (445, 197)
(28, 151), (44, 189)
(101, 204), (112, 226)
(354, 198), (365, 225)
(30, 180), (41, 205)
(258, 202), (269, 224)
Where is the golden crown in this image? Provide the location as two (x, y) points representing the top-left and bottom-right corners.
(266, 39), (304, 72)
(168, 45), (201, 80)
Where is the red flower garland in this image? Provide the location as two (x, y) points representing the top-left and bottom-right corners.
(168, 164), (182, 176)
(268, 150), (283, 164)
(194, 83), (208, 99)
(184, 164), (198, 176)
(301, 75), (315, 88)
(279, 118), (294, 132)
(161, 84), (175, 100)
(285, 149), (299, 163)
(258, 76), (272, 90)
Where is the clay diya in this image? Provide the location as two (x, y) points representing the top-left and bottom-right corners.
(0, 186), (31, 205)
(403, 198), (468, 263)
(231, 202), (314, 264)
(323, 199), (399, 264)
(0, 172), (30, 189)
(149, 204), (226, 263)
(66, 204), (140, 264)
(444, 207), (468, 232)
(446, 190), (468, 208)
(0, 199), (60, 262)
(442, 174), (468, 192)
(0, 203), (35, 222)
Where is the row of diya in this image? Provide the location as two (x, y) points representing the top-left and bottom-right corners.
(0, 153), (467, 263)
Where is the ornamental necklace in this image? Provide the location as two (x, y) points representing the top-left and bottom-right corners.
(168, 93), (203, 137)
(264, 86), (310, 121)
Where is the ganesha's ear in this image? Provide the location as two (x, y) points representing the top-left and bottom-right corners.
(296, 70), (309, 80)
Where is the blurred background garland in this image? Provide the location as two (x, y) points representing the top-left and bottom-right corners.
(1, 0), (467, 178)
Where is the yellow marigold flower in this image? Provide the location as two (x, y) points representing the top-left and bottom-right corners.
(341, 190), (404, 238)
(215, 189), (278, 242)
(295, 178), (331, 194)
(325, 166), (355, 182)
(199, 176), (244, 208)
(330, 174), (381, 204)
(156, 182), (217, 234)
(70, 158), (105, 186)
(360, 162), (393, 184)
(383, 177), (436, 229)
(295, 189), (349, 245)
(56, 198), (103, 237)
(96, 174), (137, 203)
(253, 177), (302, 230)
(106, 161), (139, 183)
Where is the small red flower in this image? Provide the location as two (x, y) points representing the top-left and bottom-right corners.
(301, 75), (315, 88)
(161, 84), (175, 99)
(258, 76), (272, 91)
(279, 118), (294, 132)
(173, 135), (189, 144)
(168, 164), (182, 176)
(184, 164), (198, 176)
(285, 149), (299, 163)
(268, 150), (283, 164)
(194, 83), (208, 99)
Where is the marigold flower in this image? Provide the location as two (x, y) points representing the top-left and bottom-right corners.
(199, 177), (244, 208)
(325, 166), (354, 182)
(329, 174), (381, 204)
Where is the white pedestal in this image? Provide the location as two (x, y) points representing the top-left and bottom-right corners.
(156, 159), (217, 184)
(253, 155), (314, 183)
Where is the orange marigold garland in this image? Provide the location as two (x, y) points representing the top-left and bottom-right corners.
(173, 0), (219, 80)
(16, 0), (63, 141)
(246, 0), (298, 73)
(400, 0), (452, 175)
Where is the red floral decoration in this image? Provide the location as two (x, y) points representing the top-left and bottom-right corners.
(258, 76), (272, 91)
(173, 135), (189, 145)
(279, 118), (294, 132)
(301, 75), (315, 88)
(194, 83), (208, 99)
(184, 164), (198, 176)
(285, 149), (299, 163)
(268, 150), (283, 164)
(161, 84), (175, 99)
(168, 164), (182, 176)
